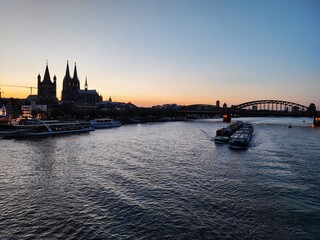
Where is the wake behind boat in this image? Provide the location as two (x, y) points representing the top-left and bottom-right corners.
(0, 119), (94, 139)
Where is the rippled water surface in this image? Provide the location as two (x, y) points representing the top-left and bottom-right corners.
(1, 117), (320, 239)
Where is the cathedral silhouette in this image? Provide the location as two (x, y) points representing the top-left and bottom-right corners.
(37, 61), (102, 104)
(61, 61), (102, 104)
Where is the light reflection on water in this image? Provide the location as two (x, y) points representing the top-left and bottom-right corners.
(0, 117), (319, 239)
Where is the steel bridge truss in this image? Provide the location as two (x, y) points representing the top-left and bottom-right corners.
(235, 100), (308, 112)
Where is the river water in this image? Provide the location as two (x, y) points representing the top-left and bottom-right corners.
(0, 117), (319, 239)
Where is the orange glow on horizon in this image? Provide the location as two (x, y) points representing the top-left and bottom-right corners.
(3, 88), (313, 109)
(0, 89), (32, 99)
(113, 95), (228, 107)
(1, 89), (239, 107)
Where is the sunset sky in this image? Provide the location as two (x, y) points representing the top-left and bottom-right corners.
(1, 0), (319, 107)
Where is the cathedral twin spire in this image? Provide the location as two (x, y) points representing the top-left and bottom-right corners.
(65, 61), (70, 78)
(61, 61), (92, 102)
(73, 62), (79, 81)
(65, 60), (79, 81)
(38, 60), (102, 103)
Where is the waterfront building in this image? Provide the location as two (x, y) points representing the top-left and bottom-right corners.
(216, 100), (220, 108)
(1, 105), (6, 117)
(308, 103), (316, 114)
(96, 100), (136, 110)
(21, 101), (47, 119)
(37, 63), (58, 104)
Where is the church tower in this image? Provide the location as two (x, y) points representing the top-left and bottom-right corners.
(61, 61), (80, 102)
(61, 61), (71, 101)
(37, 62), (57, 104)
(72, 63), (80, 91)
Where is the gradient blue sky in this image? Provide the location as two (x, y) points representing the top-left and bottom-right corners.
(1, 0), (319, 107)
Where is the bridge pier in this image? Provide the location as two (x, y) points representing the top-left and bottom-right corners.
(313, 115), (320, 127)
(223, 113), (231, 122)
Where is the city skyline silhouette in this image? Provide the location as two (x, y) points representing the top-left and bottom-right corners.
(1, 0), (319, 107)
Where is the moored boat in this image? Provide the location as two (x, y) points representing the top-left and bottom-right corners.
(0, 117), (12, 131)
(90, 118), (122, 129)
(0, 119), (94, 139)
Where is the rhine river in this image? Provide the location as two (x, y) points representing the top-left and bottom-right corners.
(0, 117), (319, 239)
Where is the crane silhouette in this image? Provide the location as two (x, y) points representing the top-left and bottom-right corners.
(0, 84), (37, 95)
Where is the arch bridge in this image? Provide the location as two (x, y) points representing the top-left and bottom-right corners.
(178, 100), (315, 121)
(234, 100), (308, 112)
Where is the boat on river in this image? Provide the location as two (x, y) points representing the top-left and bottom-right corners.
(0, 117), (12, 130)
(213, 121), (244, 144)
(0, 119), (94, 139)
(229, 123), (254, 149)
(90, 118), (122, 129)
(214, 128), (234, 143)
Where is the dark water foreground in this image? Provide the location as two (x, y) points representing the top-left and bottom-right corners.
(0, 117), (319, 239)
